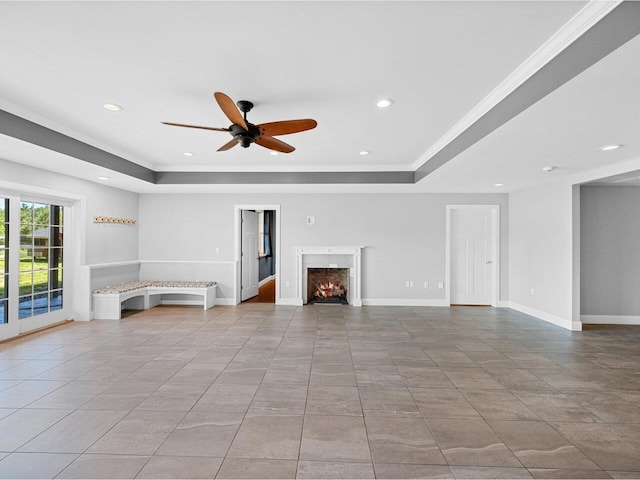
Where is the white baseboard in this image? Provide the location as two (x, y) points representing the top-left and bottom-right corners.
(276, 297), (300, 306)
(259, 275), (275, 287)
(581, 314), (640, 325)
(508, 301), (577, 331)
(362, 298), (449, 307)
(496, 300), (511, 308)
(214, 298), (235, 306)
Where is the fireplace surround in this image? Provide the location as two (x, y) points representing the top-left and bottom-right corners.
(294, 246), (363, 306)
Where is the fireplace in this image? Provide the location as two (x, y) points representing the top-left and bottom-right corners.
(307, 268), (349, 305)
(294, 246), (363, 307)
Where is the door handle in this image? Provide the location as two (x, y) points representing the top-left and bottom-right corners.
(486, 261), (493, 264)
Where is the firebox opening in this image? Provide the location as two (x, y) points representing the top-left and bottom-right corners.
(307, 268), (349, 305)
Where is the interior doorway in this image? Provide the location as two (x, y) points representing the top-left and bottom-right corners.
(234, 205), (280, 305)
(446, 205), (500, 306)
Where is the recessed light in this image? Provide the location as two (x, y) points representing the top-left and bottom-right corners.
(542, 166), (556, 172)
(270, 151), (279, 156)
(183, 152), (194, 157)
(598, 144), (622, 151)
(359, 151), (370, 156)
(97, 176), (110, 180)
(376, 98), (394, 108)
(103, 103), (123, 112)
(494, 183), (504, 187)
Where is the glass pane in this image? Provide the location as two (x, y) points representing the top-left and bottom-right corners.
(0, 198), (7, 248)
(18, 295), (32, 319)
(51, 205), (63, 226)
(33, 292), (49, 316)
(19, 272), (33, 295)
(20, 202), (33, 226)
(1, 248), (6, 275)
(0, 198), (7, 223)
(34, 270), (48, 293)
(0, 274), (5, 298)
(50, 268), (63, 290)
(50, 290), (63, 311)
(51, 226), (63, 248)
(33, 203), (49, 226)
(0, 299), (7, 324)
(33, 256), (47, 271)
(51, 248), (63, 268)
(19, 248), (33, 272)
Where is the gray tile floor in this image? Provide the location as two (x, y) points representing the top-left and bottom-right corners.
(1, 305), (640, 479)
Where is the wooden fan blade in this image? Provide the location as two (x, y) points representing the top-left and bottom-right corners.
(162, 122), (229, 132)
(255, 135), (295, 153)
(217, 139), (238, 152)
(258, 119), (317, 137)
(214, 92), (248, 129)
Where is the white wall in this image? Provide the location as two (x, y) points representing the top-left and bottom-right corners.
(139, 192), (508, 305)
(581, 185), (640, 320)
(509, 180), (577, 329)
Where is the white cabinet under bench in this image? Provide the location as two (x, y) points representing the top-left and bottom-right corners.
(93, 280), (217, 320)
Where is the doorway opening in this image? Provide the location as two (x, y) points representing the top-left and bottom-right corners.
(234, 205), (280, 304)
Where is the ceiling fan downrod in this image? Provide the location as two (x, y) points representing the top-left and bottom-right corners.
(233, 100), (257, 148)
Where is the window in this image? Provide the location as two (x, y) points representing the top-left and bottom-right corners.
(0, 198), (8, 324)
(18, 202), (63, 319)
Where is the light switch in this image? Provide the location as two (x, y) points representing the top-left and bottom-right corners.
(306, 216), (315, 225)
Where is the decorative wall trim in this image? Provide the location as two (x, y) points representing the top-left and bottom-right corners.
(581, 314), (640, 325)
(508, 301), (578, 331)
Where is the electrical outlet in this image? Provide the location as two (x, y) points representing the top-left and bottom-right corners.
(438, 282), (444, 289)
(405, 281), (410, 288)
(306, 216), (315, 225)
(424, 282), (429, 288)
(409, 281), (415, 288)
(215, 247), (220, 254)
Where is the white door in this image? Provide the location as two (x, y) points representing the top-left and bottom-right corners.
(241, 210), (259, 301)
(449, 207), (496, 305)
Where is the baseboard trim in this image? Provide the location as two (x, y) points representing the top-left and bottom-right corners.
(276, 297), (299, 306)
(259, 275), (275, 287)
(214, 298), (235, 306)
(362, 298), (449, 307)
(508, 301), (577, 331)
(581, 314), (640, 325)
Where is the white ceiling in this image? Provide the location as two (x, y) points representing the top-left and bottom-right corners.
(0, 1), (639, 193)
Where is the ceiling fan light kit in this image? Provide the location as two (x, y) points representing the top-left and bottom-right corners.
(163, 92), (317, 154)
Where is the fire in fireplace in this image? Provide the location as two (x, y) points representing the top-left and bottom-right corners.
(307, 268), (349, 305)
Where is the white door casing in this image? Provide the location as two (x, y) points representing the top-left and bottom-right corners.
(241, 210), (259, 301)
(446, 205), (499, 306)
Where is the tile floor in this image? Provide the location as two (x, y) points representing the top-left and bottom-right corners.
(0, 305), (640, 479)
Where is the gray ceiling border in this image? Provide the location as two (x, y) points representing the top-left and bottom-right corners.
(0, 109), (156, 183)
(414, 1), (640, 182)
(155, 171), (414, 184)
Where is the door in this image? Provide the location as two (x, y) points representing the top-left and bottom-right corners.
(449, 206), (497, 305)
(241, 210), (259, 301)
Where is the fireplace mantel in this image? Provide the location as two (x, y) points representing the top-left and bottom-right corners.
(294, 246), (364, 306)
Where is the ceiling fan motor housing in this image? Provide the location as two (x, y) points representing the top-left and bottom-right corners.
(229, 123), (260, 148)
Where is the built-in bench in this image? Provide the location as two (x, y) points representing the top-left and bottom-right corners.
(93, 280), (217, 320)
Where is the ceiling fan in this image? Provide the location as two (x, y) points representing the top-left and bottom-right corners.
(163, 92), (317, 153)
